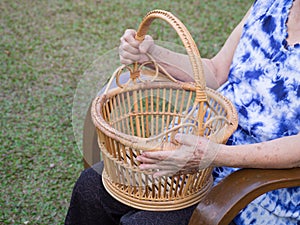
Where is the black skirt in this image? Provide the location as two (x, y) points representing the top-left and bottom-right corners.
(65, 162), (197, 225)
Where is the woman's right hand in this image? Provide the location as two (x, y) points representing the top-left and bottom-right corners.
(119, 29), (155, 65)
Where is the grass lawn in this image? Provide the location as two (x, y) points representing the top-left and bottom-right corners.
(1, 0), (252, 224)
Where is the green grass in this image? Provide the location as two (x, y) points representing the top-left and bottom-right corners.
(1, 0), (252, 224)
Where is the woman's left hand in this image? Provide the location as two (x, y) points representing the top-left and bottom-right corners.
(136, 134), (220, 178)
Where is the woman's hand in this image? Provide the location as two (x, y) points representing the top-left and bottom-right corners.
(136, 134), (221, 178)
(119, 29), (196, 83)
(119, 29), (155, 65)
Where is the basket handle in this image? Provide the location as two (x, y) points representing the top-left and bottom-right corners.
(135, 9), (207, 102)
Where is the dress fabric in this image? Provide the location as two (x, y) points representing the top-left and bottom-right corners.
(213, 0), (300, 224)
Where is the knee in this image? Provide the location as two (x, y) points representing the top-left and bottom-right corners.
(73, 164), (103, 202)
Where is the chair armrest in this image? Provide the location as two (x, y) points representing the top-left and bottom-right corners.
(83, 103), (101, 168)
(188, 167), (300, 225)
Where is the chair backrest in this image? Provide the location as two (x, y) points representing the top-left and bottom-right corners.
(83, 103), (101, 168)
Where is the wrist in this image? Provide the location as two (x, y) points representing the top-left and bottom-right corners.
(211, 144), (229, 167)
(149, 44), (162, 59)
(197, 140), (223, 169)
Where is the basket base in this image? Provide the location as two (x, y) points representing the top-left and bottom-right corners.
(102, 169), (213, 211)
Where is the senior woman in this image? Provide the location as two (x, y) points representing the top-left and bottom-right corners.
(65, 0), (300, 224)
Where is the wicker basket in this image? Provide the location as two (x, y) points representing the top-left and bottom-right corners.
(91, 10), (238, 211)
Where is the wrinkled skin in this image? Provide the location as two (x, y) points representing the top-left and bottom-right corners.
(137, 134), (220, 178)
(119, 29), (155, 65)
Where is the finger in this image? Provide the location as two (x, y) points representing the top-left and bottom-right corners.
(142, 150), (174, 160)
(136, 155), (158, 164)
(122, 29), (140, 48)
(119, 57), (133, 65)
(122, 29), (136, 40)
(120, 39), (140, 54)
(138, 156), (177, 168)
(119, 50), (140, 62)
(119, 46), (140, 65)
(139, 163), (178, 171)
(153, 170), (176, 178)
(139, 35), (154, 53)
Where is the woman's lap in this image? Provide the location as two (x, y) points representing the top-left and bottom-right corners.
(65, 162), (126, 225)
(65, 162), (197, 225)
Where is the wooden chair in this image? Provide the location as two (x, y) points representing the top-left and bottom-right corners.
(83, 103), (300, 225)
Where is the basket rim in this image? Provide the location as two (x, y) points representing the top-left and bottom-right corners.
(91, 81), (238, 150)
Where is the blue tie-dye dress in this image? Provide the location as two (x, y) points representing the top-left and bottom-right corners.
(213, 0), (300, 224)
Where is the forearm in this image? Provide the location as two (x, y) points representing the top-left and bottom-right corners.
(146, 6), (253, 89)
(213, 133), (300, 169)
(150, 45), (222, 89)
